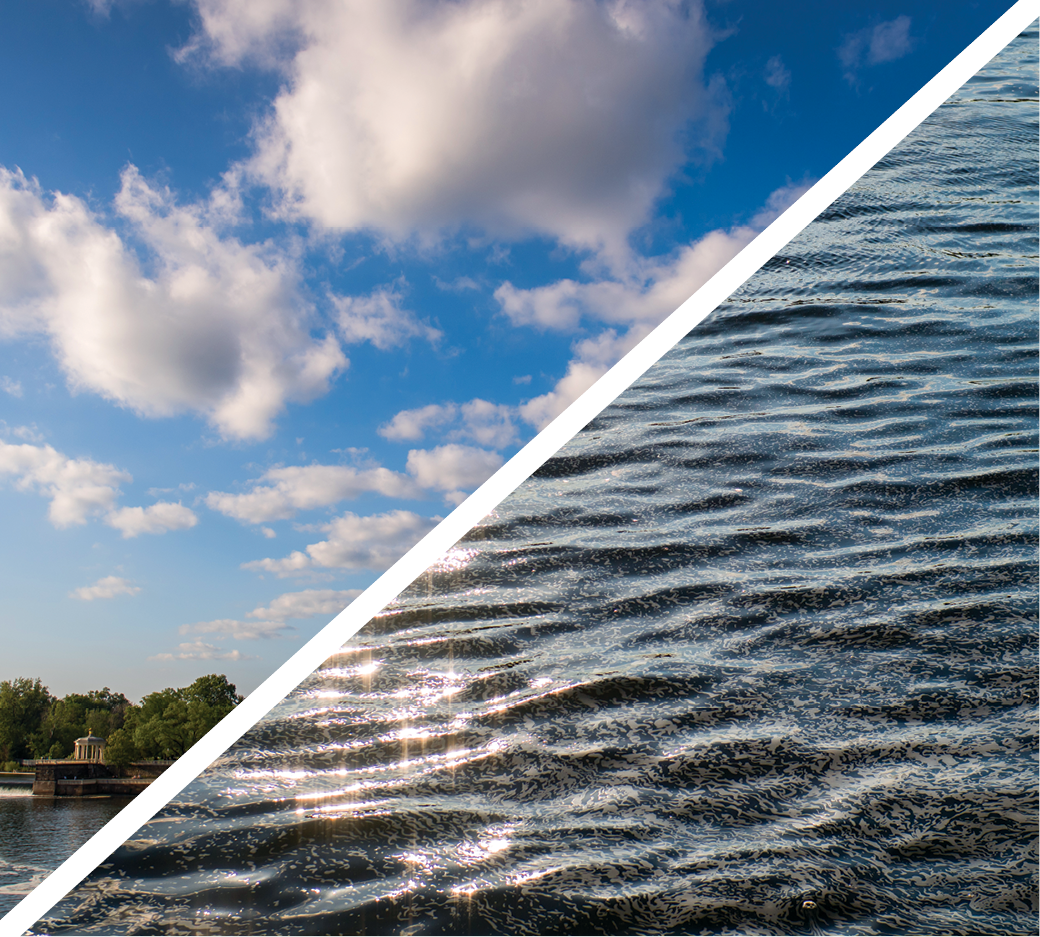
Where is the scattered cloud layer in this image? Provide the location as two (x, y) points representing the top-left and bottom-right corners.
(70, 575), (141, 601)
(0, 436), (197, 535)
(207, 443), (503, 524)
(243, 509), (440, 576)
(8, 1), (857, 686)
(183, 0), (724, 253)
(148, 639), (254, 661)
(206, 463), (421, 524)
(176, 587), (362, 644)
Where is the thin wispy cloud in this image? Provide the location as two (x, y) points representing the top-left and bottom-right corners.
(148, 640), (255, 662)
(839, 15), (916, 84)
(70, 575), (141, 601)
(174, 588), (361, 643)
(764, 54), (791, 96)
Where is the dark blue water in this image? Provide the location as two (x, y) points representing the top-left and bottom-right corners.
(0, 791), (132, 919)
(32, 26), (1038, 937)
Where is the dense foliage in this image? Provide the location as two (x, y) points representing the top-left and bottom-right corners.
(0, 674), (242, 768)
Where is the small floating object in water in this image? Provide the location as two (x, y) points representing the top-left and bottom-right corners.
(802, 900), (818, 910)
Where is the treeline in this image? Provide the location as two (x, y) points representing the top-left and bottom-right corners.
(0, 674), (242, 771)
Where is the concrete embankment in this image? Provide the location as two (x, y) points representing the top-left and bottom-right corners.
(21, 761), (172, 797)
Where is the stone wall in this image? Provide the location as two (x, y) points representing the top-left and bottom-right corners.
(28, 760), (172, 796)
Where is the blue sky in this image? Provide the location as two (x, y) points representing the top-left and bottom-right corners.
(0, 0), (1016, 701)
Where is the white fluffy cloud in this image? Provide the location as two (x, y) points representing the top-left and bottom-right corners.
(455, 400), (519, 448)
(0, 437), (197, 534)
(519, 327), (647, 430)
(378, 403), (457, 442)
(70, 575), (141, 601)
(333, 285), (441, 350)
(107, 502), (199, 538)
(206, 463), (421, 524)
(247, 587), (362, 620)
(183, 0), (722, 252)
(406, 444), (503, 504)
(496, 226), (756, 333)
(243, 509), (439, 576)
(497, 183), (808, 334)
(0, 165), (346, 440)
(0, 438), (130, 527)
(379, 399), (518, 448)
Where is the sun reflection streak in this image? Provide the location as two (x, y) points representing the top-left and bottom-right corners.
(431, 547), (480, 573)
(230, 736), (511, 816)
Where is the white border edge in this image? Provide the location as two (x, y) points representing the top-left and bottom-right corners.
(4, 2), (1036, 933)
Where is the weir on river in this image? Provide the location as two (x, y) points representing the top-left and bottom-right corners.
(3, 762), (171, 797)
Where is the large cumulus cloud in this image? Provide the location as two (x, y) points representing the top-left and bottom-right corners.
(0, 166), (345, 440)
(184, 0), (724, 255)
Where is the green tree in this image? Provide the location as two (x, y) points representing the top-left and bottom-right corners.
(136, 687), (181, 722)
(131, 676), (241, 759)
(0, 673), (240, 765)
(0, 678), (54, 762)
(182, 674), (242, 751)
(184, 673), (243, 710)
(133, 688), (182, 759)
(103, 725), (140, 769)
(37, 687), (132, 758)
(39, 697), (85, 758)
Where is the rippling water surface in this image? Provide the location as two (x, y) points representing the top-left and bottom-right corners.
(0, 792), (132, 919)
(37, 27), (1038, 937)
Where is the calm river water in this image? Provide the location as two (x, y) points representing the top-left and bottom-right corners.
(0, 790), (131, 918)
